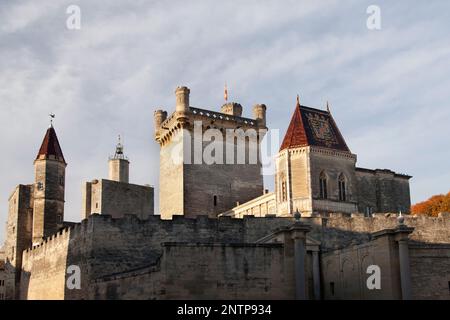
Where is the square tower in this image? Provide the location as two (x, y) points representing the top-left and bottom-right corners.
(154, 86), (267, 219)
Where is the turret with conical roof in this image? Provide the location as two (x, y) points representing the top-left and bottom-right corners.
(32, 121), (67, 244)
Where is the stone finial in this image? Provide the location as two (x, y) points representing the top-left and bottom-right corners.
(49, 113), (55, 128)
(294, 208), (301, 221)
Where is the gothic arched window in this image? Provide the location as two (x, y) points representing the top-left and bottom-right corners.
(319, 171), (327, 199)
(338, 174), (347, 201)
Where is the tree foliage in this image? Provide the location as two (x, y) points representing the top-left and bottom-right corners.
(411, 191), (450, 216)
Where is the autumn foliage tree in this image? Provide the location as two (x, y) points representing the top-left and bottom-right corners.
(411, 191), (450, 216)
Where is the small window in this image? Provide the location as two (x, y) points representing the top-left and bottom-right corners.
(96, 203), (99, 209)
(59, 176), (65, 186)
(338, 174), (346, 201)
(213, 195), (217, 206)
(330, 282), (335, 296)
(37, 182), (44, 191)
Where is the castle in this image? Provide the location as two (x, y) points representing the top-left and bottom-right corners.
(1, 86), (449, 300)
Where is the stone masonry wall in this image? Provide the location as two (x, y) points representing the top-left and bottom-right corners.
(92, 243), (291, 300)
(321, 235), (402, 300)
(409, 244), (450, 300)
(355, 169), (411, 214)
(18, 213), (450, 300)
(86, 179), (154, 219)
(159, 136), (184, 219)
(319, 213), (450, 250)
(4, 184), (33, 300)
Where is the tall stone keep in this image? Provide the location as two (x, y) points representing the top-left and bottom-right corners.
(154, 86), (267, 219)
(32, 125), (66, 244)
(108, 136), (129, 183)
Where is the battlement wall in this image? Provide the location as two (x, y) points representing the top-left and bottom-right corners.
(323, 212), (450, 247)
(20, 219), (92, 300)
(18, 212), (450, 299)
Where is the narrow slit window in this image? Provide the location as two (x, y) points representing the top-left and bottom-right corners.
(338, 174), (346, 201)
(319, 172), (327, 199)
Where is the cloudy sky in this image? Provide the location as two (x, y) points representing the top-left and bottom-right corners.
(1, 0), (449, 243)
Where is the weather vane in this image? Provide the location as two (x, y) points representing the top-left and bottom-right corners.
(49, 113), (55, 127)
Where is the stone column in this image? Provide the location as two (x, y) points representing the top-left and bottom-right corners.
(372, 219), (414, 300)
(290, 222), (311, 300)
(394, 215), (414, 300)
(312, 250), (321, 300)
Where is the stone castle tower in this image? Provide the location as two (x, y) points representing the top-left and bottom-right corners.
(275, 99), (358, 216)
(32, 124), (67, 244)
(4, 123), (66, 299)
(81, 137), (154, 220)
(154, 86), (267, 219)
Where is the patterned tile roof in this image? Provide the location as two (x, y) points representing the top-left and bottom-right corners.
(280, 103), (350, 152)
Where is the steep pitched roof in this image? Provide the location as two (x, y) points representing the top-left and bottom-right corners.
(36, 126), (66, 163)
(280, 103), (350, 152)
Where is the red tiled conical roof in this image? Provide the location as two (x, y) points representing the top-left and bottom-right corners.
(280, 103), (350, 152)
(36, 126), (66, 163)
(279, 101), (308, 151)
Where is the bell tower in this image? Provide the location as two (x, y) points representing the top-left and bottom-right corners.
(32, 119), (66, 244)
(108, 135), (129, 183)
